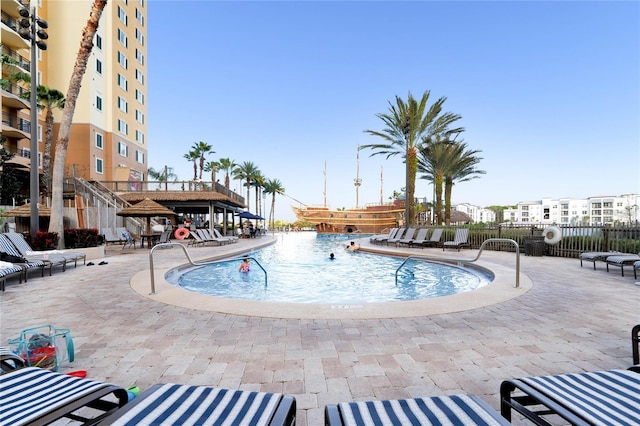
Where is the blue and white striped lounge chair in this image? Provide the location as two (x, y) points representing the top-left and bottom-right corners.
(0, 346), (25, 373)
(325, 394), (509, 426)
(0, 261), (25, 292)
(4, 232), (86, 269)
(605, 253), (640, 276)
(579, 251), (623, 270)
(500, 369), (640, 425)
(0, 235), (46, 280)
(0, 366), (128, 425)
(442, 228), (470, 251)
(100, 383), (296, 426)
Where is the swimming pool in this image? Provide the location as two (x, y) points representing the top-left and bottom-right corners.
(168, 233), (492, 304)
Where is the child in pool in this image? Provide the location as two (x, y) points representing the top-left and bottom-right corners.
(239, 258), (250, 272)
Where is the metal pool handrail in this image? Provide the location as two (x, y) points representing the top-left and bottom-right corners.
(395, 238), (520, 288)
(148, 243), (267, 295)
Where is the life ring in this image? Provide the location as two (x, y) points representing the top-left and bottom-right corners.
(174, 228), (190, 240)
(542, 226), (562, 245)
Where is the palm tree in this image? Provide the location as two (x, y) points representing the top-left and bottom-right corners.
(148, 166), (177, 189)
(232, 161), (260, 211)
(418, 136), (454, 225)
(442, 141), (485, 225)
(251, 172), (265, 217)
(50, 0), (107, 248)
(218, 158), (236, 189)
(191, 141), (214, 180)
(183, 150), (199, 180)
(263, 178), (285, 229)
(361, 91), (463, 227)
(204, 160), (221, 187)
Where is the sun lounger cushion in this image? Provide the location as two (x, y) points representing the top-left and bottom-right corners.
(0, 366), (127, 425)
(101, 383), (296, 426)
(500, 369), (640, 425)
(326, 394), (509, 426)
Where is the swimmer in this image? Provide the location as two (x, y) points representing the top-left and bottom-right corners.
(329, 253), (335, 260)
(239, 257), (250, 273)
(346, 241), (360, 251)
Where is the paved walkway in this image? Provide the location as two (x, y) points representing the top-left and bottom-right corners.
(1, 233), (638, 425)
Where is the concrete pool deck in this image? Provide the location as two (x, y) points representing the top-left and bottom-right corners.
(1, 232), (638, 425)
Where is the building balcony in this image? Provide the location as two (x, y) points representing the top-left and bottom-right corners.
(1, 85), (30, 110)
(1, 44), (30, 72)
(1, 11), (30, 50)
(1, 111), (30, 139)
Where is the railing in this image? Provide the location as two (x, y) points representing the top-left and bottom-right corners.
(395, 238), (520, 288)
(2, 112), (30, 133)
(148, 243), (267, 294)
(98, 180), (245, 204)
(1, 45), (30, 71)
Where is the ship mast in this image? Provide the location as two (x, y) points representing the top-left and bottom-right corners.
(380, 166), (383, 205)
(323, 160), (327, 208)
(354, 145), (362, 208)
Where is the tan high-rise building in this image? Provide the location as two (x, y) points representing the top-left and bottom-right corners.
(1, 0), (148, 199)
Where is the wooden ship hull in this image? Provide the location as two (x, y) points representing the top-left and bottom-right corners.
(291, 201), (404, 234)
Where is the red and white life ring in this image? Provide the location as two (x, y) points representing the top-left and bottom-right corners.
(542, 226), (562, 245)
(174, 227), (190, 240)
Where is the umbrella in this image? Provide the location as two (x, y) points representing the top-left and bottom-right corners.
(236, 211), (263, 220)
(117, 198), (176, 234)
(1, 203), (51, 217)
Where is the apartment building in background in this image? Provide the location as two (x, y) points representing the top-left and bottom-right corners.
(1, 0), (148, 197)
(502, 194), (640, 226)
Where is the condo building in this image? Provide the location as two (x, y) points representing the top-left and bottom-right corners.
(1, 0), (148, 201)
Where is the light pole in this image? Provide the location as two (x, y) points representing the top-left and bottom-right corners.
(17, 6), (48, 240)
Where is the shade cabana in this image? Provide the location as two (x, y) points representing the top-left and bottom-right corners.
(116, 198), (176, 234)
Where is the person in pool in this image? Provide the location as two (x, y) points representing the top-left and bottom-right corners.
(329, 253), (335, 260)
(345, 241), (360, 251)
(239, 257), (250, 273)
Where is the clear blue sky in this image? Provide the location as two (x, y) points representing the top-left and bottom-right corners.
(147, 1), (639, 222)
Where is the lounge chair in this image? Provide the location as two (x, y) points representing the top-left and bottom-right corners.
(102, 228), (125, 245)
(195, 229), (227, 246)
(635, 260), (640, 280)
(399, 228), (428, 247)
(0, 346), (25, 372)
(370, 228), (397, 244)
(442, 228), (470, 251)
(500, 368), (640, 425)
(325, 394), (509, 426)
(100, 383), (296, 426)
(419, 228), (443, 248)
(394, 228), (418, 247)
(579, 251), (624, 270)
(4, 231), (86, 269)
(0, 261), (25, 292)
(0, 234), (47, 279)
(605, 253), (640, 276)
(387, 228), (410, 246)
(0, 366), (128, 425)
(632, 324), (640, 370)
(212, 228), (237, 243)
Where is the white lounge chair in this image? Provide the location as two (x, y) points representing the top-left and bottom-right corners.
(442, 228), (470, 251)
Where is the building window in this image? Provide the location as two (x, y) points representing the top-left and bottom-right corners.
(38, 152), (42, 168)
(118, 6), (128, 25)
(136, 8), (144, 26)
(135, 69), (144, 84)
(135, 110), (144, 124)
(96, 58), (102, 74)
(117, 74), (128, 91)
(135, 89), (144, 104)
(96, 95), (103, 111)
(118, 141), (128, 157)
(95, 34), (102, 49)
(118, 119), (128, 135)
(96, 157), (104, 174)
(118, 51), (128, 69)
(117, 29), (128, 47)
(37, 124), (42, 142)
(96, 132), (103, 149)
(135, 130), (144, 144)
(136, 150), (144, 164)
(135, 48), (144, 65)
(135, 28), (144, 45)
(118, 96), (128, 113)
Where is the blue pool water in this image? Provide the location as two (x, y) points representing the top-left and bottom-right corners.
(170, 232), (492, 304)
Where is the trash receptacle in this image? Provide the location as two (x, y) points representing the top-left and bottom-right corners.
(523, 236), (545, 256)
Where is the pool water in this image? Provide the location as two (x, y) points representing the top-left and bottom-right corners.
(172, 232), (492, 304)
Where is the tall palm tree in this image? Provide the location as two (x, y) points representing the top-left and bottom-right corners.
(218, 157), (236, 189)
(417, 137), (452, 225)
(204, 160), (221, 187)
(361, 91), (463, 227)
(50, 0), (107, 248)
(232, 161), (260, 211)
(148, 166), (177, 189)
(252, 172), (265, 217)
(263, 178), (285, 229)
(191, 141), (214, 180)
(442, 141), (485, 225)
(183, 150), (199, 180)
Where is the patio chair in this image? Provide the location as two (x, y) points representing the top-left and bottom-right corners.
(605, 252), (640, 276)
(442, 228), (470, 251)
(0, 234), (47, 280)
(500, 368), (640, 425)
(399, 228), (429, 247)
(0, 346), (25, 373)
(0, 261), (25, 292)
(325, 394), (509, 426)
(100, 383), (296, 426)
(4, 231), (86, 269)
(579, 251), (624, 270)
(419, 228), (443, 249)
(0, 366), (128, 425)
(387, 228), (410, 246)
(394, 228), (418, 247)
(102, 228), (125, 245)
(121, 230), (137, 250)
